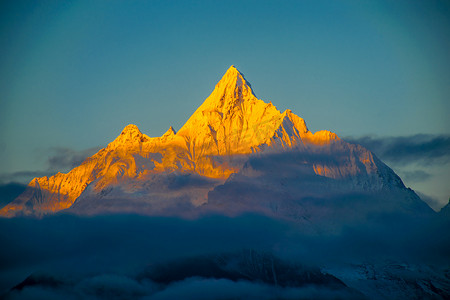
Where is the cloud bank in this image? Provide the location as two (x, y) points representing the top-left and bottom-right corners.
(0, 183), (26, 209)
(345, 134), (450, 166)
(0, 213), (449, 299)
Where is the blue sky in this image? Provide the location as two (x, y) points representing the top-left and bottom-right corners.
(0, 0), (449, 208)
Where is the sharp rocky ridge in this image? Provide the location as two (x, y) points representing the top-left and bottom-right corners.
(0, 66), (434, 219)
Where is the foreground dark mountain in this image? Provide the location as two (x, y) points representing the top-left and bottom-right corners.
(9, 251), (364, 299)
(0, 66), (434, 224)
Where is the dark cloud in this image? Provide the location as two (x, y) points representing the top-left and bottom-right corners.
(344, 134), (450, 166)
(5, 249), (364, 299)
(77, 274), (154, 299)
(146, 277), (362, 300)
(6, 272), (362, 300)
(0, 213), (449, 299)
(0, 182), (27, 208)
(47, 146), (101, 172)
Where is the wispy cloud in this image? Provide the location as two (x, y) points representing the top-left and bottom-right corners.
(0, 171), (53, 184)
(0, 146), (101, 185)
(46, 146), (101, 171)
(344, 134), (450, 166)
(401, 170), (432, 183)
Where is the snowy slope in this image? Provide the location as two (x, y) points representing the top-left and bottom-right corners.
(324, 262), (450, 300)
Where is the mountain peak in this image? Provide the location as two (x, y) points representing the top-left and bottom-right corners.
(121, 124), (141, 134)
(109, 124), (146, 148)
(185, 66), (252, 114)
(167, 126), (176, 134)
(223, 65), (241, 77)
(219, 65), (248, 86)
(161, 126), (176, 141)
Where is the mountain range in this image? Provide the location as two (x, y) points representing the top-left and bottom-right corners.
(0, 66), (434, 222)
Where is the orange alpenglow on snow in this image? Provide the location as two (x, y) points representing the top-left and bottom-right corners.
(177, 65), (339, 154)
(1, 66), (380, 217)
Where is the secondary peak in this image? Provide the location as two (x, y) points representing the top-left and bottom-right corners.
(108, 124), (146, 149)
(121, 124), (142, 135)
(116, 124), (144, 142)
(163, 126), (176, 136)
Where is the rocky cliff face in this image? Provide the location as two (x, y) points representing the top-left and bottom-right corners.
(0, 66), (428, 218)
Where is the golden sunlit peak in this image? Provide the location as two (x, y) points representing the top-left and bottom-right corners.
(114, 124), (144, 142)
(106, 124), (150, 151)
(226, 65), (238, 72)
(224, 65), (246, 81)
(119, 124), (143, 136)
(122, 124), (141, 133)
(211, 65), (255, 99)
(163, 126), (177, 136)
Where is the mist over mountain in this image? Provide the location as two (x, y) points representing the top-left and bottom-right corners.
(1, 66), (448, 299)
(1, 213), (449, 299)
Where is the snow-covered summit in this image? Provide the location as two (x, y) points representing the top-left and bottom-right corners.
(218, 65), (250, 88)
(117, 124), (144, 140)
